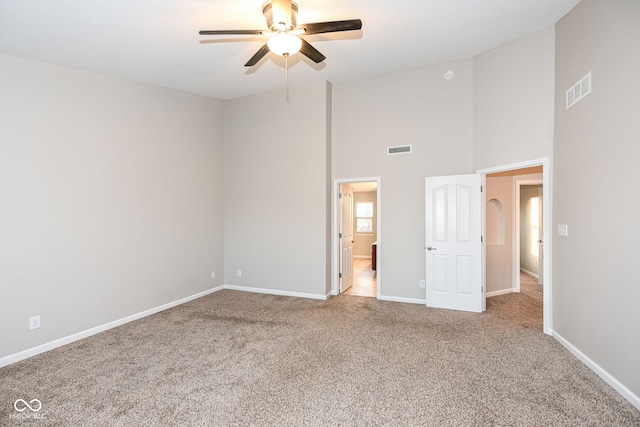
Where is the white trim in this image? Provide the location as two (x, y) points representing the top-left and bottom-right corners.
(332, 177), (382, 299)
(477, 158), (547, 175)
(222, 285), (328, 300)
(553, 331), (640, 411)
(486, 288), (515, 298)
(477, 157), (552, 336)
(353, 255), (372, 260)
(378, 295), (425, 305)
(481, 174), (487, 312)
(0, 286), (224, 368)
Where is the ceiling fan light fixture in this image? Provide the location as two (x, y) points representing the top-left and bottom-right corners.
(267, 33), (302, 56)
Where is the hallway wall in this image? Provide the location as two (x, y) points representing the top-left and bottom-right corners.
(553, 0), (640, 403)
(333, 59), (473, 302)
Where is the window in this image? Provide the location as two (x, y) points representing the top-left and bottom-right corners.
(355, 202), (374, 233)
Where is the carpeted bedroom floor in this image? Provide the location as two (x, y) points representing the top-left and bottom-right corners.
(1, 277), (639, 426)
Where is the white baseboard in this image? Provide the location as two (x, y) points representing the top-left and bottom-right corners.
(378, 295), (426, 305)
(222, 284), (329, 300)
(552, 330), (640, 411)
(520, 268), (539, 279)
(0, 286), (224, 369)
(486, 288), (515, 298)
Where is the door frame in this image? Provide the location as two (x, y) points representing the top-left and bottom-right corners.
(477, 158), (552, 335)
(515, 179), (543, 293)
(332, 177), (381, 298)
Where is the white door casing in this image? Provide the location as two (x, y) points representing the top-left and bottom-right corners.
(478, 158), (551, 335)
(339, 184), (354, 293)
(425, 174), (483, 313)
(538, 185), (544, 285)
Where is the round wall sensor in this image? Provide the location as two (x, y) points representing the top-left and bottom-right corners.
(444, 70), (455, 80)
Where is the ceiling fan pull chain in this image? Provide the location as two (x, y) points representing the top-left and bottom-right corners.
(285, 53), (290, 101)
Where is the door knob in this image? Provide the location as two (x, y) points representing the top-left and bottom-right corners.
(427, 247), (437, 251)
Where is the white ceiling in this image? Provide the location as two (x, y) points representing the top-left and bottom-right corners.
(350, 182), (378, 193)
(0, 0), (581, 100)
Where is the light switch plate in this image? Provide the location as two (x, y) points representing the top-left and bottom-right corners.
(558, 224), (568, 237)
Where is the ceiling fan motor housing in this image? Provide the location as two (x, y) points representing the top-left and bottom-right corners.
(262, 1), (298, 31)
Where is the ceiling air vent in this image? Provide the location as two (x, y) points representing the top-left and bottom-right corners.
(566, 72), (591, 109)
(387, 145), (412, 155)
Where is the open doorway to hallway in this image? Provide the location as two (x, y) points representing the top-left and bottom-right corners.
(483, 163), (548, 332)
(336, 179), (379, 298)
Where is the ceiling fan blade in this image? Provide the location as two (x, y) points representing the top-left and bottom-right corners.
(245, 44), (271, 67)
(199, 30), (265, 36)
(298, 19), (362, 35)
(299, 39), (326, 64)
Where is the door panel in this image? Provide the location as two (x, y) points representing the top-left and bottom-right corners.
(457, 256), (472, 294)
(426, 174), (483, 312)
(434, 255), (448, 292)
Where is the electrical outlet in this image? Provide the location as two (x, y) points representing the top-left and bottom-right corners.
(29, 316), (41, 330)
(237, 270), (242, 277)
(211, 271), (216, 279)
(420, 280), (426, 289)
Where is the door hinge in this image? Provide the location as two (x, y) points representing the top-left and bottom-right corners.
(481, 236), (483, 243)
(481, 286), (484, 292)
(339, 232), (342, 238)
(339, 273), (342, 279)
(481, 185), (483, 192)
(338, 192), (343, 199)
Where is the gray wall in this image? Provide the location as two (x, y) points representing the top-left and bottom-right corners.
(554, 0), (640, 399)
(473, 26), (555, 170)
(333, 59), (474, 302)
(0, 54), (225, 359)
(223, 82), (331, 297)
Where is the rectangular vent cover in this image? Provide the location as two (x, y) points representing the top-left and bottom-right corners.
(566, 72), (591, 109)
(387, 145), (412, 155)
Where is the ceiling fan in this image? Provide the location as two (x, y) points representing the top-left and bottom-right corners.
(199, 0), (362, 67)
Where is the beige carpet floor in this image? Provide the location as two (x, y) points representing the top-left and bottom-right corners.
(1, 280), (639, 426)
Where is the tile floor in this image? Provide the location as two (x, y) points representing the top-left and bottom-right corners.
(343, 258), (377, 297)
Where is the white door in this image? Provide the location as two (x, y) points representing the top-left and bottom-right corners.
(339, 184), (354, 293)
(425, 174), (483, 312)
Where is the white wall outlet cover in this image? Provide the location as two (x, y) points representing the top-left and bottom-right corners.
(29, 316), (41, 330)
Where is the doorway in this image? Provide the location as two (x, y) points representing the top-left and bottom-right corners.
(479, 159), (551, 335)
(517, 181), (543, 289)
(333, 178), (380, 298)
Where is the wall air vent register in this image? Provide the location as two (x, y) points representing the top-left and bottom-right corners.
(566, 72), (591, 109)
(387, 145), (412, 155)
